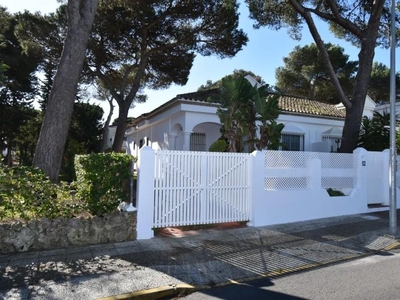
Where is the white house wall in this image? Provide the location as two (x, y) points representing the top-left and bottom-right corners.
(181, 103), (219, 116)
(335, 95), (376, 119)
(127, 104), (222, 156)
(126, 98), (360, 155)
(375, 102), (400, 116)
(192, 122), (222, 150)
(278, 114), (344, 151)
(134, 104), (182, 128)
(127, 112), (345, 155)
(184, 109), (219, 132)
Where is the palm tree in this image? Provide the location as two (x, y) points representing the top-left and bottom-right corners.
(254, 94), (285, 150)
(358, 111), (390, 151)
(210, 75), (284, 152)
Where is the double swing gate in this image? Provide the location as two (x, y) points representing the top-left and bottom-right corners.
(152, 151), (251, 228)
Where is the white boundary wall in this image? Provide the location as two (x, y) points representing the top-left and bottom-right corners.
(136, 147), (397, 239)
(250, 148), (368, 227)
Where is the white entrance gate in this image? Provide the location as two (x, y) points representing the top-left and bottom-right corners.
(152, 151), (251, 228)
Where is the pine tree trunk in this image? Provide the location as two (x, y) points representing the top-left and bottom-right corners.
(340, 102), (364, 153)
(112, 103), (130, 152)
(100, 99), (114, 152)
(33, 0), (99, 182)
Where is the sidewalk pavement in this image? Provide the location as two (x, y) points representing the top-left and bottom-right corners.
(1, 210), (400, 300)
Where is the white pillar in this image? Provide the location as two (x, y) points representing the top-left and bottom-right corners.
(182, 132), (191, 151)
(169, 134), (177, 150)
(125, 136), (134, 155)
(136, 146), (155, 239)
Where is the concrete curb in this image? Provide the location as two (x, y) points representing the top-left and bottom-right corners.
(97, 284), (205, 300)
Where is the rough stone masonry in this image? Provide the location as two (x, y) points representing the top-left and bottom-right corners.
(0, 211), (137, 253)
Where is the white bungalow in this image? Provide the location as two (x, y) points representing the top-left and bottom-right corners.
(125, 90), (376, 157)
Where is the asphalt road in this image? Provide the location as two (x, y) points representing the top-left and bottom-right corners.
(181, 249), (400, 300)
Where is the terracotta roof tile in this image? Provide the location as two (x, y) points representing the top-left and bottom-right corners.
(177, 89), (220, 103)
(128, 91), (345, 128)
(277, 95), (346, 118)
(177, 91), (346, 119)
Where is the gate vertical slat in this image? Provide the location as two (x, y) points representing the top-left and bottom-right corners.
(220, 153), (224, 222)
(219, 154), (224, 222)
(196, 153), (201, 223)
(236, 155), (240, 220)
(225, 156), (228, 221)
(154, 152), (158, 227)
(233, 155), (237, 221)
(162, 153), (166, 225)
(189, 153), (193, 224)
(183, 153), (187, 225)
(178, 152), (183, 225)
(175, 152), (180, 225)
(174, 152), (180, 224)
(210, 154), (215, 222)
(189, 152), (193, 225)
(211, 153), (217, 222)
(159, 152), (163, 227)
(167, 152), (171, 226)
(214, 154), (218, 222)
(172, 152), (177, 225)
(158, 152), (163, 227)
(161, 152), (166, 227)
(234, 155), (237, 220)
(190, 153), (195, 224)
(207, 154), (211, 223)
(166, 155), (175, 224)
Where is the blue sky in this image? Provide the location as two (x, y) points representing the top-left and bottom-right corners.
(2, 0), (399, 121)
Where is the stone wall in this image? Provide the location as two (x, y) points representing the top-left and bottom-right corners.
(0, 211), (137, 253)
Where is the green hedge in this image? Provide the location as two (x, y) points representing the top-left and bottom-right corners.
(75, 153), (135, 216)
(0, 166), (84, 221)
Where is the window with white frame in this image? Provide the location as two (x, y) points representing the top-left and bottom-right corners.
(190, 132), (206, 151)
(281, 133), (304, 151)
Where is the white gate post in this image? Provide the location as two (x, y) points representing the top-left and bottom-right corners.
(136, 146), (156, 239)
(249, 151), (264, 226)
(353, 147), (368, 205)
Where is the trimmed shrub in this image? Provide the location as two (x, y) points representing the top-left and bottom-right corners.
(75, 153), (135, 216)
(0, 166), (84, 221)
(209, 139), (228, 152)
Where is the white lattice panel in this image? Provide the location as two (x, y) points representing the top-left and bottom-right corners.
(264, 151), (354, 169)
(264, 177), (308, 190)
(264, 150), (356, 190)
(321, 177), (355, 188)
